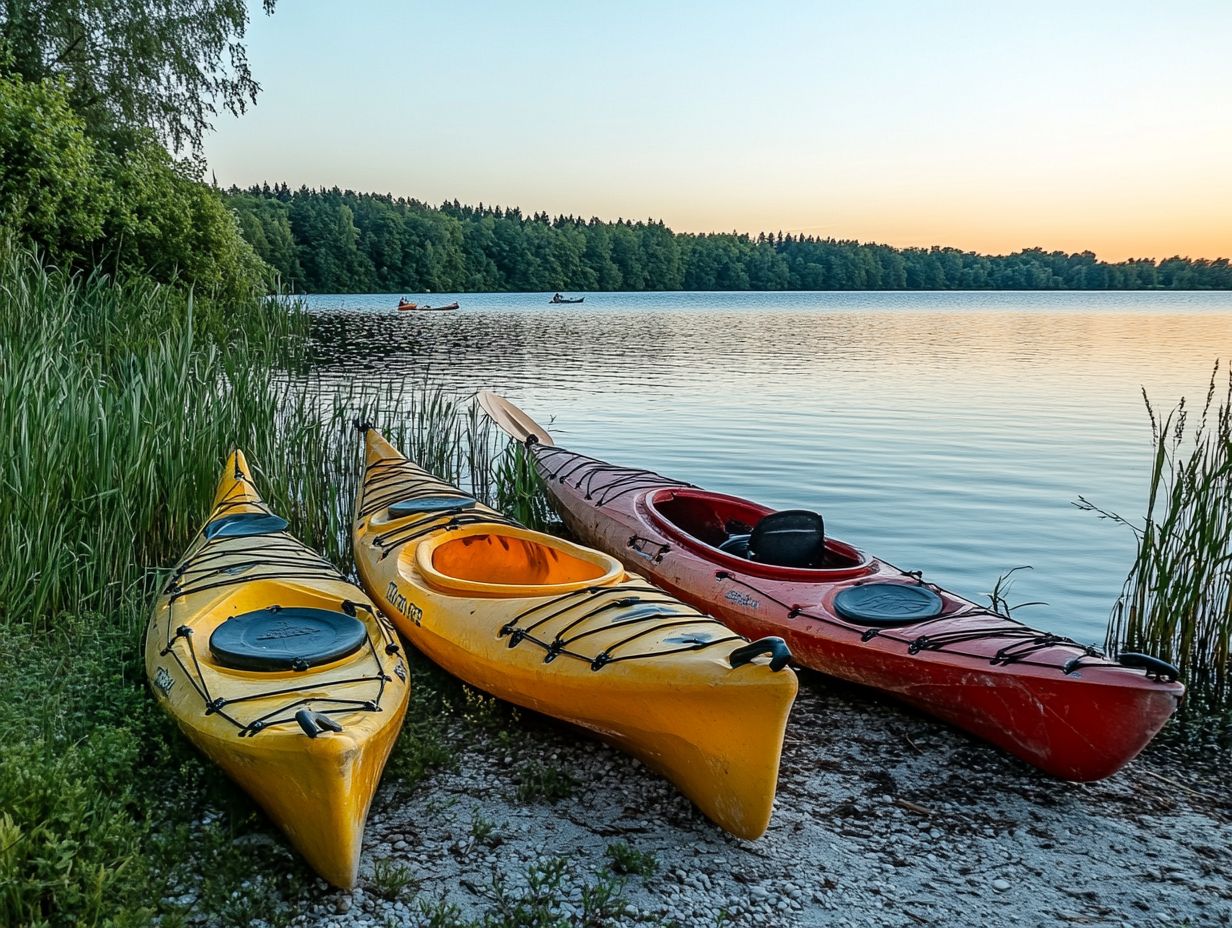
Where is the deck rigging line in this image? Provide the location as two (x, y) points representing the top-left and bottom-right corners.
(153, 480), (395, 736)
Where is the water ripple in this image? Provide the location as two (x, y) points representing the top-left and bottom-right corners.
(306, 290), (1232, 645)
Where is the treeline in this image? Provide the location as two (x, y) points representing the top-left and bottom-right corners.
(226, 184), (1232, 293)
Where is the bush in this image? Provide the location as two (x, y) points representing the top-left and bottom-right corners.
(0, 72), (269, 300)
(0, 74), (108, 263)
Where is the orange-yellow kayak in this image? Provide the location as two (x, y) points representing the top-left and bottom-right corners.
(351, 426), (797, 840)
(145, 451), (409, 888)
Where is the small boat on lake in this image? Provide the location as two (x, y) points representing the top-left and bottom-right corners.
(478, 391), (1186, 782)
(352, 424), (797, 840)
(145, 451), (409, 888)
(403, 301), (459, 312)
(550, 294), (585, 304)
(397, 300), (417, 311)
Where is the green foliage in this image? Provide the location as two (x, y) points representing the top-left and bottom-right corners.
(0, 245), (596, 925)
(106, 143), (271, 303)
(0, 0), (277, 151)
(493, 441), (557, 533)
(605, 840), (658, 878)
(370, 858), (417, 901)
(0, 623), (154, 928)
(469, 811), (500, 848)
(409, 857), (628, 928)
(0, 74), (107, 262)
(983, 566), (1046, 619)
(226, 185), (1232, 293)
(0, 242), (313, 926)
(1080, 365), (1232, 723)
(0, 245), (295, 627)
(0, 73), (269, 298)
(514, 761), (579, 803)
(477, 856), (627, 928)
(386, 654), (459, 789)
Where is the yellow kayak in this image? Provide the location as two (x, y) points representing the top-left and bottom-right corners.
(352, 426), (798, 840)
(145, 451), (409, 888)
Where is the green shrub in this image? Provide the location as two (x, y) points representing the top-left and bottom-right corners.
(514, 761), (579, 803)
(0, 73), (269, 300)
(0, 73), (108, 263)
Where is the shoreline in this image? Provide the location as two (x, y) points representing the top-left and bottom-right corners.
(198, 664), (1230, 928)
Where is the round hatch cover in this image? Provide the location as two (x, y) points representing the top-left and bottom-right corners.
(204, 512), (289, 540)
(389, 496), (477, 517)
(209, 606), (367, 671)
(834, 583), (944, 626)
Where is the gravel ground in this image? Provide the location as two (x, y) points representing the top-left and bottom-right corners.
(290, 670), (1229, 928)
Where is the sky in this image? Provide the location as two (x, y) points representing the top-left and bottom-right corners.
(203, 1), (1232, 261)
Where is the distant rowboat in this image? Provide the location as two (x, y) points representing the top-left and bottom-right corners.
(399, 301), (459, 312)
(550, 296), (585, 304)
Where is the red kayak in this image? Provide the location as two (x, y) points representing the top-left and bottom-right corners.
(479, 392), (1184, 781)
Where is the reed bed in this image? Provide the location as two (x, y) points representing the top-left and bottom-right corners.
(0, 244), (535, 926)
(1080, 364), (1232, 724)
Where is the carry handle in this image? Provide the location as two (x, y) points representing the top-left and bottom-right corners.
(1117, 652), (1180, 682)
(296, 709), (344, 738)
(729, 636), (792, 672)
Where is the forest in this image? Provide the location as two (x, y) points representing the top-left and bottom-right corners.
(227, 184), (1232, 293)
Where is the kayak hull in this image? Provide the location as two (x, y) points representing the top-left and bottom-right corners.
(145, 451), (409, 888)
(547, 460), (1181, 781)
(352, 428), (797, 839)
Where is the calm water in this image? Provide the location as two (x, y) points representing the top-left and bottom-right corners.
(304, 291), (1232, 645)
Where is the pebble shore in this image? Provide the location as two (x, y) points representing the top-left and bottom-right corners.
(280, 670), (1232, 928)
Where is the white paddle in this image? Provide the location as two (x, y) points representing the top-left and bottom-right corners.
(476, 390), (556, 447)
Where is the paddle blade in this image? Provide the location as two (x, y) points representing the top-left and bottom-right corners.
(477, 391), (555, 446)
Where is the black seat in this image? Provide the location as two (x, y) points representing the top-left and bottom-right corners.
(209, 606), (367, 672)
(747, 510), (827, 569)
(717, 534), (752, 558)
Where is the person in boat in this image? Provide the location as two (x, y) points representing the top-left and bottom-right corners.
(551, 292), (562, 303)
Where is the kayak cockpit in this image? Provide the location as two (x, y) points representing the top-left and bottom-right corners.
(414, 524), (625, 597)
(644, 488), (874, 580)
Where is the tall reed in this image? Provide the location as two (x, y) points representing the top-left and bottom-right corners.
(1079, 364), (1232, 722)
(0, 244), (530, 926)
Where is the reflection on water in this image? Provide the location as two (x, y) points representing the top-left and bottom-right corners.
(306, 290), (1232, 644)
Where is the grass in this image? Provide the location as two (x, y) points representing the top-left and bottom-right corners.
(1078, 363), (1232, 725)
(469, 811), (501, 848)
(477, 856), (627, 928)
(0, 243), (552, 927)
(605, 840), (659, 878)
(410, 857), (628, 928)
(982, 566), (1046, 619)
(370, 858), (417, 901)
(514, 760), (580, 803)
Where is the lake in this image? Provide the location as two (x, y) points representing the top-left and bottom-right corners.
(303, 290), (1232, 646)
